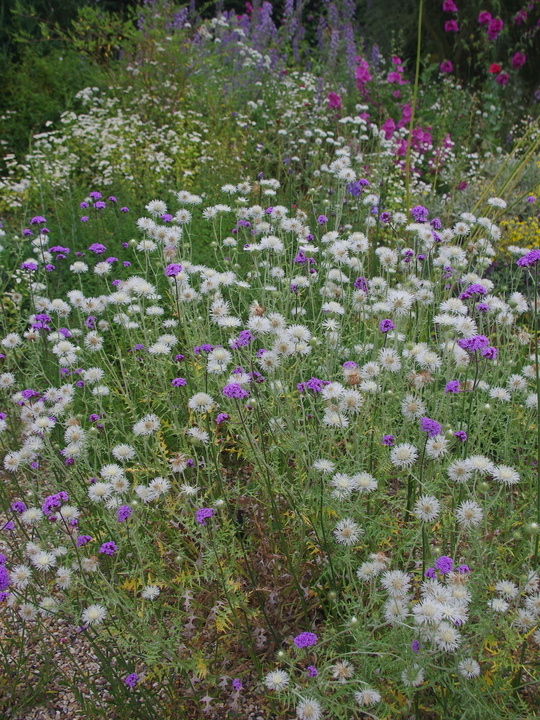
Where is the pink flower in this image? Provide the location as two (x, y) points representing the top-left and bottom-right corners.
(440, 60), (453, 73)
(355, 59), (372, 90)
(511, 51), (526, 69)
(445, 19), (459, 32)
(478, 11), (492, 26)
(327, 92), (342, 110)
(442, 0), (458, 11)
(495, 71), (509, 86)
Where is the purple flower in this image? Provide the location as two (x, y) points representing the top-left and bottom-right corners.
(487, 17), (503, 40)
(457, 335), (490, 352)
(293, 631), (317, 649)
(117, 505), (132, 522)
(410, 205), (429, 222)
(445, 380), (461, 393)
(317, 215), (328, 225)
(232, 678), (243, 691)
(172, 378), (187, 387)
(0, 566), (10, 592)
(440, 60), (453, 73)
(442, 0), (457, 11)
(435, 556), (453, 574)
(196, 507), (216, 526)
(80, 202), (89, 209)
(216, 413), (229, 425)
(526, 196), (536, 203)
(42, 492), (68, 516)
(445, 19), (459, 32)
(88, 243), (106, 254)
(94, 201), (106, 210)
(454, 430), (467, 442)
(420, 417), (442, 437)
(120, 207), (129, 213)
(80, 216), (89, 222)
(108, 196), (117, 203)
(382, 435), (395, 446)
(379, 319), (395, 333)
(424, 567), (436, 579)
(222, 383), (249, 399)
(30, 216), (46, 224)
(354, 276), (368, 292)
(481, 346), (497, 360)
(76, 535), (92, 546)
(165, 263), (183, 276)
(2, 522), (15, 532)
(12, 501), (27, 514)
(412, 639), (420, 653)
(21, 261), (38, 271)
(124, 673), (139, 688)
(476, 303), (489, 313)
(99, 541), (117, 556)
(307, 666), (318, 677)
(517, 249), (540, 267)
(457, 564), (470, 574)
(89, 191), (102, 200)
(174, 354), (185, 362)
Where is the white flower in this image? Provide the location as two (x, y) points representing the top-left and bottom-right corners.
(141, 585), (161, 600)
(381, 570), (411, 598)
(112, 444), (136, 462)
(133, 414), (160, 436)
(333, 518), (364, 546)
(186, 427), (209, 444)
(435, 622), (461, 652)
(495, 580), (519, 599)
(455, 501), (483, 529)
(353, 472), (377, 493)
(21, 508), (44, 525)
(82, 604), (107, 625)
(264, 670), (289, 691)
(390, 443), (418, 468)
(492, 465), (520, 486)
(296, 697), (322, 720)
(188, 392), (215, 413)
(355, 688), (381, 706)
(425, 434), (449, 459)
(330, 660), (354, 683)
(414, 495), (441, 522)
(458, 658), (481, 678)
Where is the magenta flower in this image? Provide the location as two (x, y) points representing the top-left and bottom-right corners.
(439, 60), (453, 73)
(511, 51), (526, 69)
(327, 92), (342, 109)
(442, 0), (458, 11)
(293, 632), (318, 648)
(495, 71), (509, 86)
(478, 11), (492, 26)
(444, 19), (459, 32)
(487, 17), (503, 40)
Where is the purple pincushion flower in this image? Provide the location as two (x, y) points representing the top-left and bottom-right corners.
(88, 243), (106, 254)
(117, 505), (132, 522)
(12, 501), (27, 514)
(435, 556), (453, 574)
(424, 567), (436, 579)
(454, 430), (467, 442)
(0, 566), (10, 591)
(382, 435), (394, 446)
(124, 673), (139, 688)
(379, 319), (395, 333)
(172, 378), (187, 387)
(420, 417), (442, 437)
(293, 631), (317, 648)
(222, 383), (249, 399)
(216, 413), (229, 425)
(99, 541), (117, 556)
(517, 249), (540, 267)
(76, 535), (92, 546)
(410, 205), (429, 222)
(307, 666), (318, 677)
(232, 678), (243, 691)
(165, 263), (183, 276)
(196, 508), (216, 526)
(481, 346), (497, 360)
(445, 380), (460, 393)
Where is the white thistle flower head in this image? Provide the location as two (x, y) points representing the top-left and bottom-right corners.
(414, 495), (441, 522)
